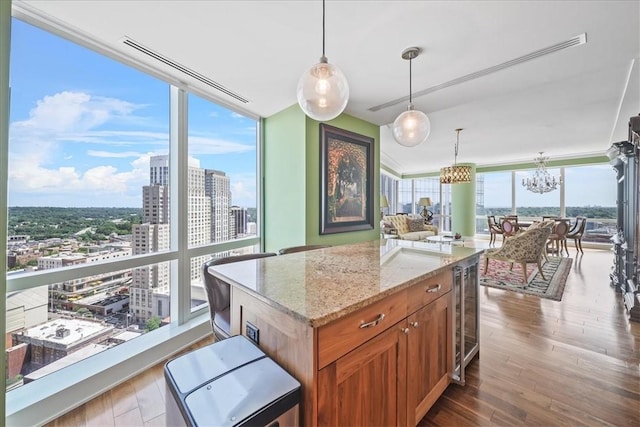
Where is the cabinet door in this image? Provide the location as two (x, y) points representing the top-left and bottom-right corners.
(406, 292), (453, 426)
(318, 323), (407, 426)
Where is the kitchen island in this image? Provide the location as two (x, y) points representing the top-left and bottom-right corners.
(209, 239), (483, 426)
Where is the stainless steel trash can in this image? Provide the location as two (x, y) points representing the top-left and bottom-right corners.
(165, 335), (301, 427)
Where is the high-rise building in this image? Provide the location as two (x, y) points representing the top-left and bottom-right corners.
(130, 156), (223, 322)
(205, 169), (231, 242)
(130, 223), (169, 322)
(230, 206), (248, 238)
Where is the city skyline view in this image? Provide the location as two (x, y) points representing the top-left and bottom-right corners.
(8, 18), (258, 208)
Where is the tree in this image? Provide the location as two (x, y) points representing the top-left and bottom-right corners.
(145, 316), (161, 332)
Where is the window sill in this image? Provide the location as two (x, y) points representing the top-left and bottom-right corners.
(6, 315), (211, 426)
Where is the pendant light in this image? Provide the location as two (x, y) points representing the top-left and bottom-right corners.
(440, 128), (472, 184)
(297, 0), (349, 122)
(392, 47), (431, 147)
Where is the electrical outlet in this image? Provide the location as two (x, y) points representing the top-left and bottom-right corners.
(246, 321), (259, 345)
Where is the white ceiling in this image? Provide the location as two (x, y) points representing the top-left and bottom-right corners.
(15, 0), (640, 175)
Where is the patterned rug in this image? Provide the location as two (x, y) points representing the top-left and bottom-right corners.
(479, 256), (573, 301)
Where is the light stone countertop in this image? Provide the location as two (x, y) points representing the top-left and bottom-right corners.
(209, 239), (484, 328)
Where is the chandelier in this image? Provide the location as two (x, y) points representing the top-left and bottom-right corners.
(440, 128), (471, 184)
(522, 152), (562, 194)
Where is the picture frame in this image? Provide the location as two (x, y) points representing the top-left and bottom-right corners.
(320, 123), (374, 235)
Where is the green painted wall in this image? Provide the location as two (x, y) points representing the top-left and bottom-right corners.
(304, 114), (380, 247)
(263, 105), (380, 252)
(263, 105), (307, 253)
(451, 163), (476, 237)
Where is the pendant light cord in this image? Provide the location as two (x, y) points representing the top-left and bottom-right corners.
(454, 129), (461, 166)
(409, 57), (413, 104)
(322, 0), (326, 57)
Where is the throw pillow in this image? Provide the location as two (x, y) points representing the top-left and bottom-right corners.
(407, 218), (424, 232)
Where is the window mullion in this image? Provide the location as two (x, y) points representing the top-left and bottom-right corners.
(170, 86), (190, 325)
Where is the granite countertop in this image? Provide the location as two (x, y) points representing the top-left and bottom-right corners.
(209, 239), (484, 328)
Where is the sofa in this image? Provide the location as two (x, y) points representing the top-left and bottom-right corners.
(382, 214), (438, 241)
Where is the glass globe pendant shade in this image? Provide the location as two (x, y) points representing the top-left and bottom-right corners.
(392, 105), (431, 147)
(297, 57), (349, 122)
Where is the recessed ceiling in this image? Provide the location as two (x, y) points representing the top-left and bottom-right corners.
(14, 0), (640, 175)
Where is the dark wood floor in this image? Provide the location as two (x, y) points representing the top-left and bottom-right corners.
(46, 247), (640, 426)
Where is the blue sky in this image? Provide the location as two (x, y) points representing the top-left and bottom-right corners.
(8, 18), (257, 208)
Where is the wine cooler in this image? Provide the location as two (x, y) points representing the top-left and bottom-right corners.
(451, 255), (480, 384)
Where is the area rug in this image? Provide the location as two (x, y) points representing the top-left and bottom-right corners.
(479, 256), (573, 301)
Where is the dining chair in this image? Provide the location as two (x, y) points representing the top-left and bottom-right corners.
(487, 215), (503, 246)
(202, 252), (277, 341)
(504, 215), (521, 231)
(278, 244), (331, 255)
(500, 218), (519, 240)
(546, 219), (571, 256)
(567, 216), (587, 253)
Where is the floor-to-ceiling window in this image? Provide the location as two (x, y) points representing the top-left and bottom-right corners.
(476, 165), (614, 240)
(564, 164), (616, 243)
(5, 15), (260, 418)
(397, 179), (412, 214)
(186, 94), (258, 310)
(415, 177), (443, 229)
(475, 171), (513, 234)
(380, 172), (397, 218)
(515, 167), (562, 218)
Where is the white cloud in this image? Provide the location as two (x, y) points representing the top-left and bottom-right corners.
(88, 150), (145, 158)
(8, 91), (153, 206)
(188, 134), (255, 155)
(13, 91), (136, 133)
(229, 172), (257, 207)
(230, 112), (245, 119)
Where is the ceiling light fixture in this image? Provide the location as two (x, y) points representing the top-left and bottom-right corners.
(296, 0), (349, 121)
(440, 128), (472, 184)
(392, 47), (431, 147)
(522, 152), (562, 194)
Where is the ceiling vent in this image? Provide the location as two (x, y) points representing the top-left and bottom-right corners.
(122, 37), (250, 104)
(369, 33), (587, 112)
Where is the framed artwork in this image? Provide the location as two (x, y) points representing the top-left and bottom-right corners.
(320, 123), (374, 234)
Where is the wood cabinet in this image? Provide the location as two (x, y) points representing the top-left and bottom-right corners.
(317, 324), (407, 426)
(315, 274), (453, 426)
(406, 295), (452, 425)
(228, 256), (461, 426)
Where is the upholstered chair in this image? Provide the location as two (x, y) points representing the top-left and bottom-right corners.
(202, 252), (277, 341)
(484, 226), (552, 284)
(526, 219), (556, 260)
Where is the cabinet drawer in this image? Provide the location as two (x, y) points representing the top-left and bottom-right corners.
(317, 290), (407, 369)
(406, 271), (452, 314)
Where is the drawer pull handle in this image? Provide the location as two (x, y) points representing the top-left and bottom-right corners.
(411, 321), (419, 328)
(360, 313), (385, 329)
(426, 284), (442, 293)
